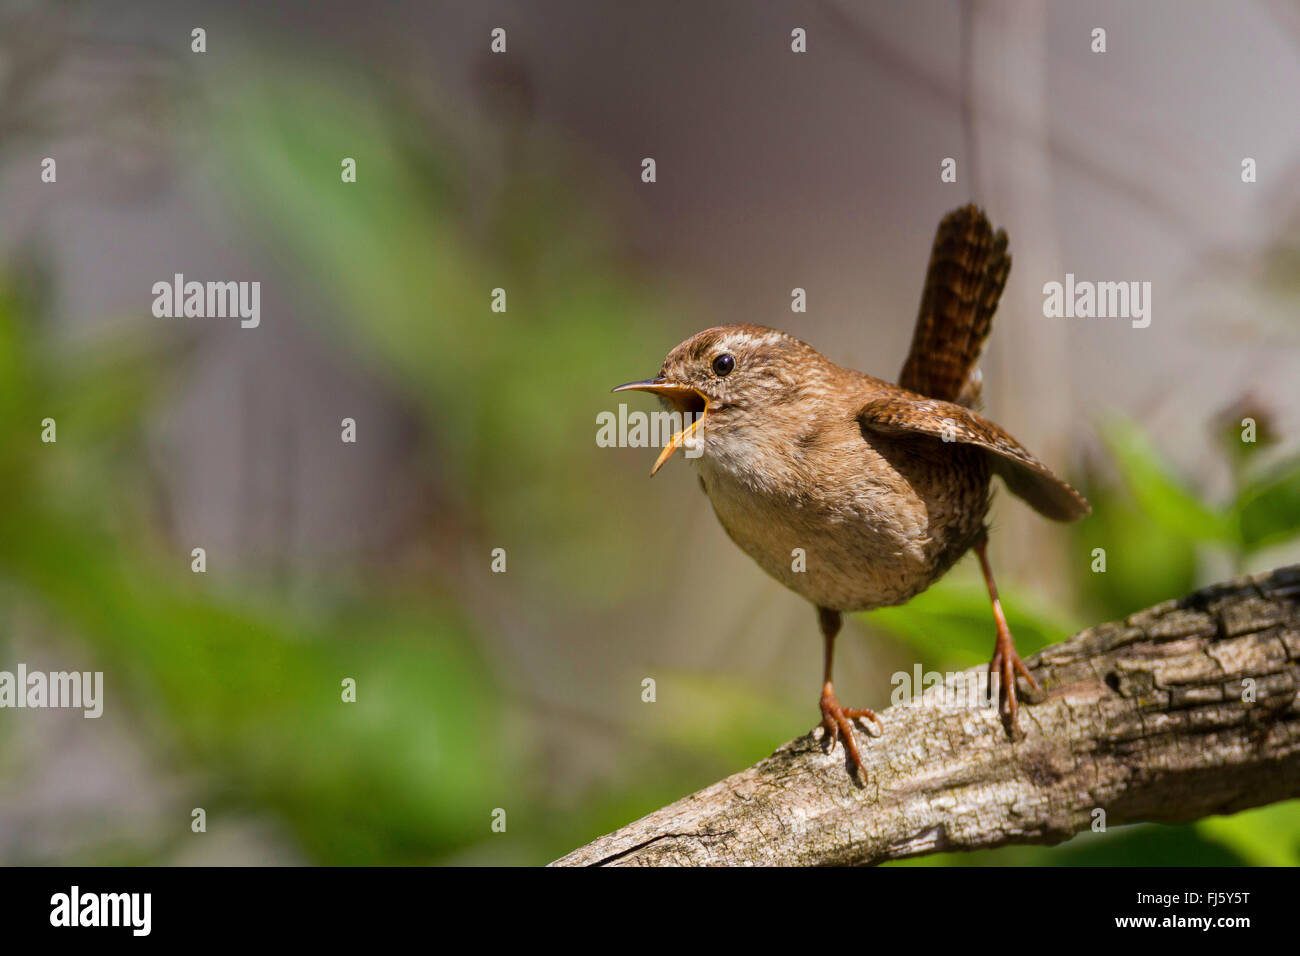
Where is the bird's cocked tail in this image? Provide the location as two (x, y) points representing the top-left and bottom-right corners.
(898, 204), (1010, 408)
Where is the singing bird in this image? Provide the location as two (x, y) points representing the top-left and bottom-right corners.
(613, 205), (1089, 776)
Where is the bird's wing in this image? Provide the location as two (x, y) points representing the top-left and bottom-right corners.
(898, 204), (1010, 407)
(858, 392), (1090, 522)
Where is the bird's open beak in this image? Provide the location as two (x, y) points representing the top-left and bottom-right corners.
(611, 378), (709, 476)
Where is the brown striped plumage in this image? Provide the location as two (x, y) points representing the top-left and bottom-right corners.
(899, 203), (1010, 407)
(615, 206), (1088, 776)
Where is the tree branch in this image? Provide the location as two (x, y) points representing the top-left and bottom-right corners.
(552, 565), (1300, 866)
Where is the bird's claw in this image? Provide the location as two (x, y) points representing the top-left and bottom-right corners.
(819, 685), (882, 777)
(988, 627), (1039, 738)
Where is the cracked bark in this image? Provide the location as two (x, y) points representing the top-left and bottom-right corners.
(551, 565), (1300, 866)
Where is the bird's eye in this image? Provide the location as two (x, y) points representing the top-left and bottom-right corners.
(712, 353), (735, 377)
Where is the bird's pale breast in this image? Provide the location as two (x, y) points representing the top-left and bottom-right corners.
(696, 416), (990, 612)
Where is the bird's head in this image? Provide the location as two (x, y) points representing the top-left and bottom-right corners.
(613, 324), (822, 475)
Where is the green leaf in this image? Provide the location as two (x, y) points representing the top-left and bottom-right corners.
(1233, 456), (1300, 552)
(1198, 801), (1300, 866)
(1101, 417), (1235, 545)
(869, 577), (1079, 670)
(1073, 470), (1198, 621)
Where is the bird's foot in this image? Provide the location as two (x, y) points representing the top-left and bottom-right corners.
(988, 626), (1039, 738)
(819, 683), (882, 777)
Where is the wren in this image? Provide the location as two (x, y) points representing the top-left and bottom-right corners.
(614, 205), (1089, 777)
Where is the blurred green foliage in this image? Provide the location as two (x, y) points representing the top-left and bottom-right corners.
(871, 581), (1079, 669)
(0, 285), (506, 863)
(207, 72), (682, 608)
(0, 70), (772, 865)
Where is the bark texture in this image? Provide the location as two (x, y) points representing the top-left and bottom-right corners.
(553, 565), (1300, 866)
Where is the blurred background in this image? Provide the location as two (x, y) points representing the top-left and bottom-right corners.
(1, 0), (1299, 865)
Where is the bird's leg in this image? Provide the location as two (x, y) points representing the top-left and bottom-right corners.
(974, 533), (1039, 737)
(816, 606), (883, 776)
